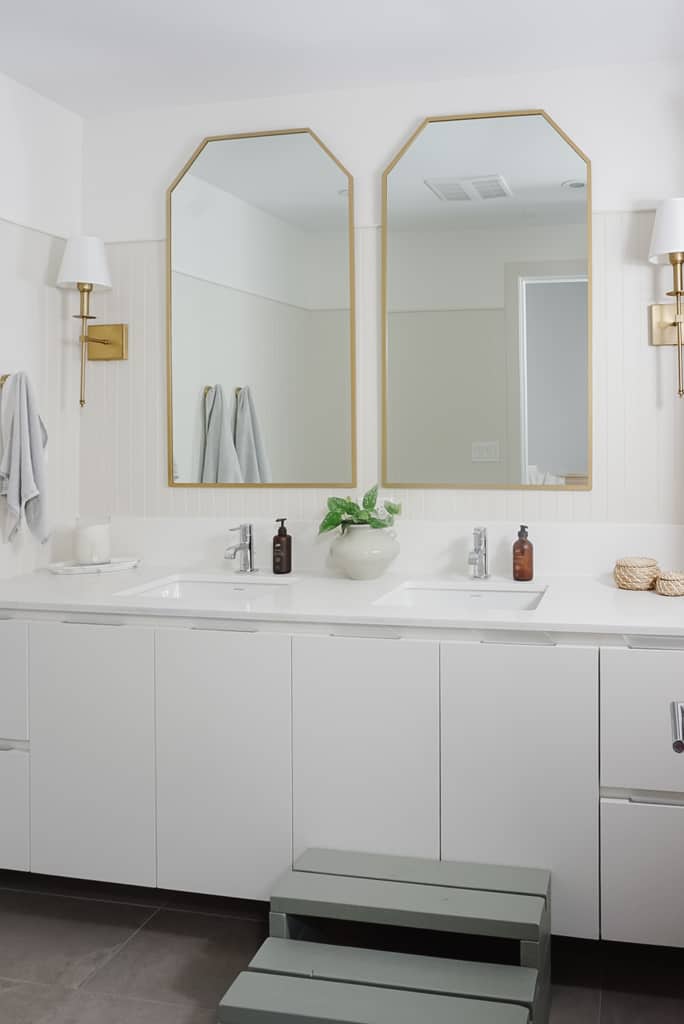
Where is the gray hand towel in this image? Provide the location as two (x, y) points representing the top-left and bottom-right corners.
(200, 385), (243, 483)
(235, 386), (272, 484)
(0, 372), (49, 542)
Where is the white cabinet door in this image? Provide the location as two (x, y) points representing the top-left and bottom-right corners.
(601, 648), (684, 792)
(0, 620), (28, 740)
(441, 642), (599, 938)
(292, 635), (440, 861)
(29, 622), (156, 885)
(0, 748), (29, 870)
(602, 798), (684, 947)
(156, 628), (292, 900)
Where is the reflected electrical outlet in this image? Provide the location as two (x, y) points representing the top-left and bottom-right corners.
(471, 441), (500, 463)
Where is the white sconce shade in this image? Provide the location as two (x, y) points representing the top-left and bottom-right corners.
(649, 198), (684, 263)
(57, 235), (111, 289)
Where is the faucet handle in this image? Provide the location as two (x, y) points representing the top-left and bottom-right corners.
(230, 523), (252, 541)
(473, 526), (487, 547)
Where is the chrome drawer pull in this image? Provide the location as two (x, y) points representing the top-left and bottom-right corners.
(671, 701), (684, 753)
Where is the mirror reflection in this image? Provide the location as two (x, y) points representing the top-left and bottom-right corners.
(168, 129), (355, 486)
(383, 111), (590, 489)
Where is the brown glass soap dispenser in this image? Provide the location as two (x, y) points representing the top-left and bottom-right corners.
(273, 518), (292, 575)
(513, 524), (534, 581)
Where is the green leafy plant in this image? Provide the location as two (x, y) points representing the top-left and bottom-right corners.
(319, 484), (402, 533)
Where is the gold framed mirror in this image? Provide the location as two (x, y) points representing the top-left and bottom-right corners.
(382, 110), (591, 490)
(167, 128), (356, 487)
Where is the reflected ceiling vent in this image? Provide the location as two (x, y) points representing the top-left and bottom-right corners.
(424, 174), (512, 201)
(424, 178), (471, 201)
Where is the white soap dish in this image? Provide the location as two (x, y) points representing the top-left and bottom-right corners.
(48, 557), (141, 575)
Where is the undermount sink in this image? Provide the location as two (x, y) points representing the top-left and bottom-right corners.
(374, 581), (546, 614)
(116, 574), (286, 607)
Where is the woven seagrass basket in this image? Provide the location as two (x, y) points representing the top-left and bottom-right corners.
(614, 557), (659, 591)
(655, 572), (684, 597)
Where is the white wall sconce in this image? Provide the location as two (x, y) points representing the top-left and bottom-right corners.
(57, 235), (128, 407)
(649, 198), (684, 397)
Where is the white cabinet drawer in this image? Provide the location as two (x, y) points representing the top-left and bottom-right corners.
(601, 648), (684, 792)
(601, 797), (684, 947)
(0, 621), (28, 740)
(0, 747), (29, 870)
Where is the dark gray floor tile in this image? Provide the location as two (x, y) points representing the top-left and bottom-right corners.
(551, 985), (601, 1024)
(601, 991), (684, 1024)
(0, 982), (215, 1023)
(0, 870), (164, 908)
(602, 941), (684, 998)
(84, 909), (267, 1008)
(0, 890), (154, 988)
(161, 890), (268, 921)
(552, 937), (603, 987)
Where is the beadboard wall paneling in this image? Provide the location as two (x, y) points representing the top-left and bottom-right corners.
(0, 220), (80, 578)
(79, 211), (684, 526)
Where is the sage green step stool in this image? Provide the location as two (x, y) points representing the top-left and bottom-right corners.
(268, 849), (551, 1023)
(218, 969), (531, 1023)
(247, 936), (538, 1014)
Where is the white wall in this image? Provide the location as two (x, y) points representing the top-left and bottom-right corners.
(173, 173), (310, 307)
(385, 222), (588, 486)
(388, 222), (586, 310)
(0, 73), (83, 578)
(79, 211), (684, 530)
(171, 173), (352, 482)
(83, 58), (683, 242)
(76, 59), (684, 531)
(387, 309), (507, 485)
(0, 70), (82, 237)
(172, 272), (351, 482)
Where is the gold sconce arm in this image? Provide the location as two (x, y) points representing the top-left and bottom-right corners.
(76, 283), (95, 408)
(73, 282), (128, 408)
(649, 252), (684, 398)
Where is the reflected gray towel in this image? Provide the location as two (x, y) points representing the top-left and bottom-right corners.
(527, 464), (565, 485)
(200, 385), (242, 483)
(235, 386), (272, 484)
(0, 372), (49, 542)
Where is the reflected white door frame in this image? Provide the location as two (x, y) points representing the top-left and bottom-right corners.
(517, 274), (588, 483)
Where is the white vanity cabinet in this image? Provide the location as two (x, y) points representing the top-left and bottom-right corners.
(155, 627), (292, 900)
(29, 622), (156, 885)
(292, 635), (440, 860)
(601, 648), (684, 947)
(441, 641), (599, 939)
(0, 620), (29, 871)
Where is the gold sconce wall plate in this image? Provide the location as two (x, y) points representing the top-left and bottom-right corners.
(87, 324), (128, 361)
(650, 304), (681, 346)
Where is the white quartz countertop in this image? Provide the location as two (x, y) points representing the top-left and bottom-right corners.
(1, 562), (684, 638)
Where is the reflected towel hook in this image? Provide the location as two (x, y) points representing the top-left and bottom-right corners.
(202, 385), (242, 399)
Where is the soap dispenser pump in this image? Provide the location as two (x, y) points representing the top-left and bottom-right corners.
(273, 518), (292, 575)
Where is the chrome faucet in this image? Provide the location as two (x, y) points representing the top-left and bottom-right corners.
(225, 523), (256, 573)
(467, 526), (489, 579)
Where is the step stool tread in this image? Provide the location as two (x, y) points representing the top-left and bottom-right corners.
(294, 849), (549, 901)
(250, 938), (538, 1006)
(218, 970), (530, 1024)
(271, 870), (544, 941)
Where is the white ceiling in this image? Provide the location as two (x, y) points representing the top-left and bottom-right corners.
(185, 131), (349, 229)
(388, 113), (588, 229)
(0, 0), (681, 117)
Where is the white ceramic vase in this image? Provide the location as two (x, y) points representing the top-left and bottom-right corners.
(330, 524), (400, 580)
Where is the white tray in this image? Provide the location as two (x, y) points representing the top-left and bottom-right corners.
(48, 557), (140, 575)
